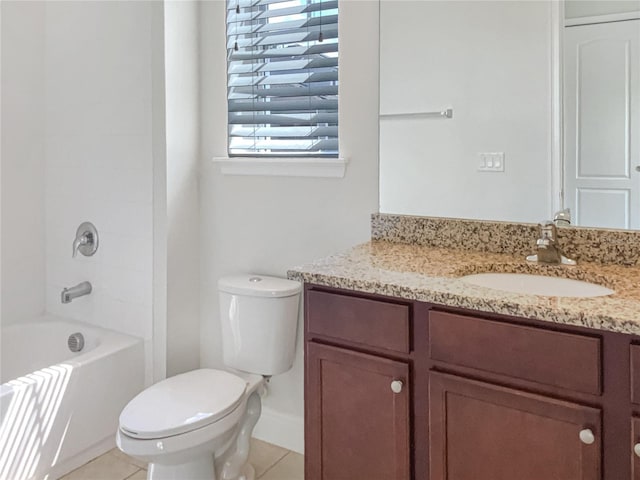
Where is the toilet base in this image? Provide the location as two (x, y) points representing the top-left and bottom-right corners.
(238, 463), (255, 480)
(148, 454), (215, 480)
(145, 457), (255, 480)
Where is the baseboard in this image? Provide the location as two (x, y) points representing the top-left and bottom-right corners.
(252, 407), (304, 454)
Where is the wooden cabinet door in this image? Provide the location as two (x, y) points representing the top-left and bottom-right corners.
(429, 371), (601, 480)
(633, 417), (640, 480)
(305, 342), (410, 480)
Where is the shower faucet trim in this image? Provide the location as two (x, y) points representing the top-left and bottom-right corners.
(73, 222), (99, 258)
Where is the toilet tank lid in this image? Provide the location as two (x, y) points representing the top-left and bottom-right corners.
(218, 274), (302, 298)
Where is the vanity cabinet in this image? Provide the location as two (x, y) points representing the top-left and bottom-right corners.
(428, 310), (603, 480)
(304, 288), (413, 480)
(304, 285), (636, 480)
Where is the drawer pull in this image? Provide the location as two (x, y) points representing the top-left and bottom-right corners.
(390, 380), (404, 394)
(634, 443), (640, 458)
(579, 429), (595, 445)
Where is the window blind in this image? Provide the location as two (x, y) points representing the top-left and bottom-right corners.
(226, 0), (339, 157)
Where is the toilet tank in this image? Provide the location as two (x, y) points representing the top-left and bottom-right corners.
(218, 274), (302, 376)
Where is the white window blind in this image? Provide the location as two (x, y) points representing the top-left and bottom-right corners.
(226, 0), (339, 157)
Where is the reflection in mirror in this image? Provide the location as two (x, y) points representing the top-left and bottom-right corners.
(562, 1), (640, 229)
(379, 1), (554, 224)
(378, 0), (640, 230)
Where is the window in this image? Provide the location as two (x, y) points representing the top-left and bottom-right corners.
(226, 0), (339, 157)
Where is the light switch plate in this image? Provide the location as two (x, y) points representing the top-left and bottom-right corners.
(478, 152), (505, 172)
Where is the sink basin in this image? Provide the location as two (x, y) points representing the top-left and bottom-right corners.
(460, 273), (614, 298)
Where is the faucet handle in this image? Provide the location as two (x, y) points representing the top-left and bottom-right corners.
(538, 221), (557, 240)
(72, 235), (88, 258)
(72, 222), (99, 258)
(536, 237), (551, 248)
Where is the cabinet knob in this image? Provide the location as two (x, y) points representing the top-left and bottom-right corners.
(579, 429), (595, 445)
(634, 443), (640, 458)
(390, 380), (403, 394)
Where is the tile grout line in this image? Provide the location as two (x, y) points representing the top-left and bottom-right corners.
(123, 467), (143, 480)
(107, 448), (148, 472)
(257, 452), (291, 479)
(253, 443), (289, 478)
(109, 452), (148, 475)
(127, 461), (147, 472)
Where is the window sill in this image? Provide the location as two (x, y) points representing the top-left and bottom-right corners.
(211, 156), (348, 178)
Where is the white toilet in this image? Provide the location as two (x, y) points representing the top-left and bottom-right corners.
(116, 274), (302, 480)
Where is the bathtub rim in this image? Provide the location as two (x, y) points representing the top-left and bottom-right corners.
(1, 314), (144, 384)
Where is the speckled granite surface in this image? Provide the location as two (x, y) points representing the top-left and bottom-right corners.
(288, 240), (640, 336)
(372, 213), (640, 266)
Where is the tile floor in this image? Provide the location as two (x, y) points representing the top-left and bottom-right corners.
(60, 438), (303, 480)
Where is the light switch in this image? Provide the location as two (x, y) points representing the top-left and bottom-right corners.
(478, 152), (505, 172)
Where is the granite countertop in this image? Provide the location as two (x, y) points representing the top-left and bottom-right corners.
(288, 240), (640, 335)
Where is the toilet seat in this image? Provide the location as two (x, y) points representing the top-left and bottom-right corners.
(119, 369), (247, 439)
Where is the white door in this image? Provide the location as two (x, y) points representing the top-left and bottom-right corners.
(564, 19), (640, 229)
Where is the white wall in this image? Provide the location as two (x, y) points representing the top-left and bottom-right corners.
(565, 0), (640, 18)
(164, 0), (201, 377)
(1, 0), (195, 383)
(1, 1), (46, 325)
(199, 0), (380, 452)
(379, 1), (552, 223)
(42, 1), (157, 382)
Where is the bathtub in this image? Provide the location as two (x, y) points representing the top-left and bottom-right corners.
(0, 316), (144, 480)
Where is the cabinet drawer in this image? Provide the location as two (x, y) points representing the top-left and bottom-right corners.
(429, 311), (601, 395)
(631, 345), (640, 404)
(306, 290), (410, 353)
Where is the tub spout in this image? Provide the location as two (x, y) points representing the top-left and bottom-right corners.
(61, 281), (92, 304)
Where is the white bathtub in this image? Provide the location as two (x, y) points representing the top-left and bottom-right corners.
(0, 316), (144, 480)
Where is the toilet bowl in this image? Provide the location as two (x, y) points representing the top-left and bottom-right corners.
(117, 369), (264, 480)
(117, 274), (301, 480)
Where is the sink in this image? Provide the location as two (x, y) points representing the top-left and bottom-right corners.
(460, 273), (614, 298)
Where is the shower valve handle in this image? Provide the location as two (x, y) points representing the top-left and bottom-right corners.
(72, 222), (99, 258)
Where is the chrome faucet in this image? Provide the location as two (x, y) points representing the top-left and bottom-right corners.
(526, 222), (576, 265)
(61, 281), (92, 304)
(72, 222), (99, 258)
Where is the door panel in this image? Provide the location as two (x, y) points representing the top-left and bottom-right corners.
(564, 19), (640, 228)
(633, 417), (640, 480)
(577, 188), (630, 228)
(429, 371), (601, 480)
(306, 342), (410, 480)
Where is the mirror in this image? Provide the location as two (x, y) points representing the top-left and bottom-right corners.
(379, 0), (640, 229)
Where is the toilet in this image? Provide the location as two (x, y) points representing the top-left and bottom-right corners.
(116, 274), (302, 480)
